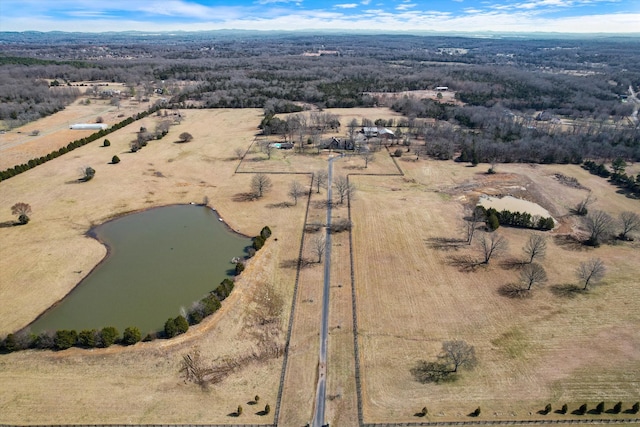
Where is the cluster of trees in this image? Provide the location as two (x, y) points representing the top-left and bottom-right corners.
(0, 325), (142, 353)
(0, 106), (161, 182)
(478, 206), (555, 231)
(583, 160), (640, 197)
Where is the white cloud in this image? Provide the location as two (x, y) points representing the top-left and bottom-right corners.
(0, 0), (638, 33)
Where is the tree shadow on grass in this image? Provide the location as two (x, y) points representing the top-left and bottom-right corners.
(447, 255), (480, 272)
(410, 361), (457, 384)
(266, 201), (292, 209)
(553, 234), (587, 251)
(425, 237), (467, 251)
(233, 192), (257, 202)
(498, 283), (532, 299)
(499, 257), (527, 270)
(312, 200), (332, 209)
(550, 284), (584, 299)
(280, 257), (315, 269)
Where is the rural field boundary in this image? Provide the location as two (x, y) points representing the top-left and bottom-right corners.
(341, 154), (640, 427)
(363, 420), (640, 426)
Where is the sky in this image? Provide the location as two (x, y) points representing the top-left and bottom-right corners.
(0, 0), (638, 34)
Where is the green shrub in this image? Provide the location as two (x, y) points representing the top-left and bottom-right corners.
(235, 262), (245, 275)
(544, 404), (552, 414)
(111, 155), (120, 164)
(633, 402), (640, 414)
(122, 327), (141, 345)
(487, 213), (500, 231)
(260, 226), (272, 239)
(100, 326), (119, 347)
(421, 407), (428, 416)
(577, 404), (587, 415)
(78, 329), (98, 347)
(253, 235), (266, 251)
(237, 405), (243, 416)
(264, 404), (270, 415)
(472, 407), (481, 417)
(613, 401), (622, 414)
(18, 214), (29, 225)
(103, 139), (111, 147)
(54, 329), (78, 350)
(595, 401), (605, 414)
(394, 148), (403, 157)
(164, 317), (177, 338)
(561, 404), (568, 414)
(174, 315), (189, 335)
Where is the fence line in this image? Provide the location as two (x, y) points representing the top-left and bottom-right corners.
(273, 172), (315, 425)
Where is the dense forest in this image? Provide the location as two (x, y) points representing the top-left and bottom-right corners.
(0, 31), (638, 163)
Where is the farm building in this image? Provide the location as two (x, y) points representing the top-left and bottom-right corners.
(361, 127), (395, 138)
(69, 123), (108, 130)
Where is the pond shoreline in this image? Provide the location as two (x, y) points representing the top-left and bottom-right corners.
(21, 203), (251, 336)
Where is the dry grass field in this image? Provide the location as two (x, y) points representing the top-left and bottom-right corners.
(351, 159), (640, 423)
(1, 104), (639, 425)
(0, 87), (157, 171)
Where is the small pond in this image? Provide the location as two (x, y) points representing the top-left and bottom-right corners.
(29, 204), (250, 335)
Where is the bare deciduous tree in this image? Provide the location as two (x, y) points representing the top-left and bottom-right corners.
(334, 175), (355, 204)
(618, 211), (640, 241)
(585, 210), (614, 246)
(288, 180), (305, 206)
(259, 140), (274, 159)
(313, 170), (328, 193)
(439, 340), (477, 373)
(478, 231), (508, 264)
(361, 150), (374, 168)
(576, 258), (606, 290)
(251, 173), (272, 198)
(575, 192), (595, 216)
(234, 147), (245, 160)
(464, 206), (484, 245)
(11, 202), (32, 225)
(519, 263), (548, 290)
(523, 234), (547, 264)
(311, 234), (326, 263)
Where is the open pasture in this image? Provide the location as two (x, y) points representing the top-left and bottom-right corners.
(0, 105), (638, 425)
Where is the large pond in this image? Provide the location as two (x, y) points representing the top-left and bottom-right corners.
(29, 204), (250, 335)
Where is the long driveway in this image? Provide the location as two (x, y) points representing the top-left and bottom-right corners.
(311, 153), (341, 427)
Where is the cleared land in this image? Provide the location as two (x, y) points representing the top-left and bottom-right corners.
(1, 106), (639, 425)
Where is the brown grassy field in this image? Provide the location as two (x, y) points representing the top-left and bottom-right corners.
(0, 88), (157, 171)
(351, 160), (640, 423)
(1, 105), (639, 425)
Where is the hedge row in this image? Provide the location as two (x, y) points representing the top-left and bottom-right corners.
(0, 326), (142, 352)
(0, 106), (160, 183)
(478, 206), (554, 231)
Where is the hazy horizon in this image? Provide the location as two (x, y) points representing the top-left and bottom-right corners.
(0, 0), (638, 34)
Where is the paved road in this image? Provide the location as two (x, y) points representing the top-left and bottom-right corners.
(311, 153), (342, 427)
